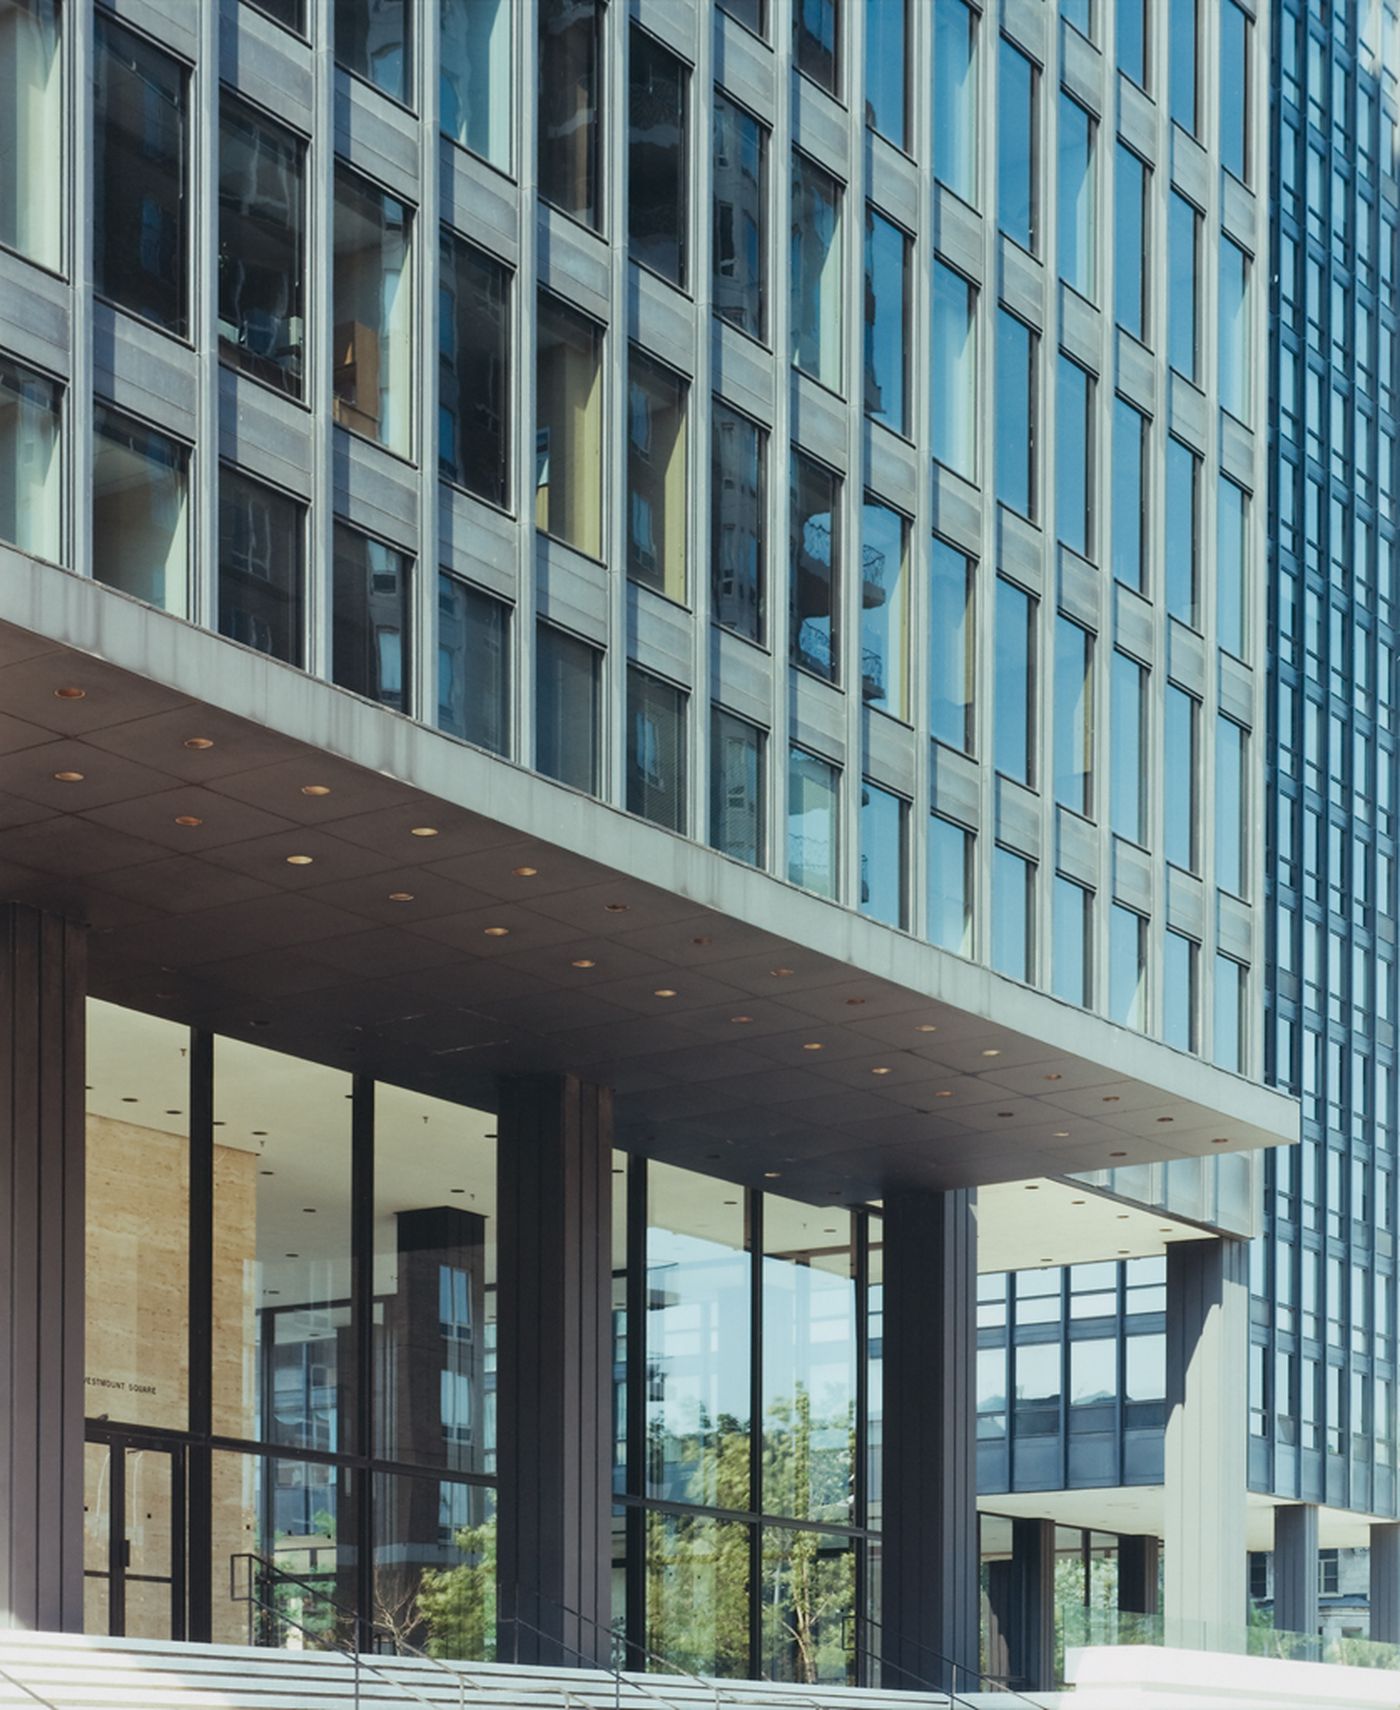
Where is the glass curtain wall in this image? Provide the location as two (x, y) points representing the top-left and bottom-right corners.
(92, 405), (190, 616)
(441, 0), (511, 168)
(332, 167), (413, 457)
(0, 0), (62, 272)
(0, 355), (61, 562)
(218, 97), (306, 397)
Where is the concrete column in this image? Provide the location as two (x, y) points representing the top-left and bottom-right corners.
(1369, 1523), (1400, 1645)
(495, 1075), (613, 1667)
(879, 1189), (978, 1693)
(0, 905), (86, 1632)
(1273, 1504), (1319, 1638)
(1117, 1534), (1160, 1618)
(1163, 1237), (1249, 1648)
(983, 1518), (1055, 1691)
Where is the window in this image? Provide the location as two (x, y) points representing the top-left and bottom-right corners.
(1053, 876), (1092, 1006)
(629, 29), (687, 288)
(788, 747), (840, 899)
(538, 0), (601, 228)
(1055, 616), (1093, 816)
(933, 0), (978, 204)
(929, 816), (973, 955)
(795, 0), (839, 94)
(1164, 931), (1198, 1051)
(332, 525), (409, 711)
(1164, 686), (1199, 872)
(932, 262), (977, 480)
(720, 0), (765, 33)
(712, 404), (766, 644)
(1215, 954), (1246, 1073)
(218, 98), (305, 398)
(865, 0), (907, 147)
(1112, 398), (1147, 591)
(859, 781), (908, 928)
(437, 574), (509, 754)
(1115, 147), (1148, 342)
(1071, 1340), (1117, 1408)
(1165, 438), (1199, 626)
(791, 154), (843, 390)
(1015, 1341), (1061, 1435)
(627, 670), (687, 833)
(1059, 93), (1096, 301)
(930, 539), (975, 753)
(1169, 0), (1197, 134)
(0, 356), (61, 562)
(92, 405), (189, 616)
(332, 166), (413, 457)
(219, 469), (303, 665)
(440, 231), (510, 508)
(713, 96), (768, 342)
(1218, 476), (1248, 659)
(859, 498), (910, 718)
(0, 0), (61, 271)
(94, 14), (188, 336)
(441, 0), (511, 169)
(992, 848), (1034, 982)
(995, 578), (1036, 785)
(711, 709), (765, 865)
(627, 351), (688, 604)
(1168, 193), (1199, 382)
(1063, 0), (1092, 39)
(1110, 905), (1147, 1030)
(996, 311), (1036, 519)
(864, 208), (909, 433)
(535, 293), (604, 558)
(1111, 651), (1147, 845)
(998, 39), (1037, 253)
(335, 0), (409, 104)
(1216, 715), (1247, 896)
(247, 0), (304, 31)
(1117, 0), (1146, 87)
(790, 450), (841, 682)
(536, 624), (601, 794)
(1219, 235), (1252, 423)
(1220, 1), (1249, 181)
(1057, 356), (1093, 559)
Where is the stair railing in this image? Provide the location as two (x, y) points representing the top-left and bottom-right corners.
(0, 1657), (63, 1710)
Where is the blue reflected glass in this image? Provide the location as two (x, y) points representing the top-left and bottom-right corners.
(860, 497), (909, 716)
(1114, 145), (1146, 340)
(865, 0), (907, 146)
(1052, 876), (1091, 1007)
(932, 262), (977, 478)
(1218, 475), (1248, 658)
(1165, 438), (1199, 626)
(1219, 235), (1251, 422)
(1216, 715), (1246, 896)
(1112, 398), (1146, 591)
(790, 450), (840, 681)
(1164, 685), (1198, 872)
(929, 814), (973, 954)
(1062, 0), (1091, 37)
(790, 153), (842, 388)
(1054, 615), (1092, 815)
(1110, 651), (1145, 845)
(1163, 931), (1197, 1052)
(933, 0), (978, 202)
(930, 537), (975, 750)
(1169, 0), (1197, 133)
(1109, 904), (1146, 1030)
(1057, 355), (1091, 558)
(1168, 192), (1198, 380)
(1220, 1), (1249, 179)
(994, 576), (1035, 784)
(711, 709), (765, 866)
(998, 40), (1036, 251)
(991, 847), (1033, 982)
(1117, 0), (1146, 85)
(995, 310), (1035, 518)
(863, 208), (908, 433)
(1214, 953), (1244, 1072)
(1058, 94), (1095, 299)
(788, 745), (840, 898)
(859, 780), (907, 927)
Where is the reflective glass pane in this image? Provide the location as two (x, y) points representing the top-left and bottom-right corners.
(760, 1529), (854, 1683)
(712, 403), (766, 643)
(94, 14), (188, 334)
(92, 405), (189, 616)
(1110, 904), (1147, 1030)
(859, 780), (907, 927)
(991, 848), (1033, 982)
(711, 708), (766, 866)
(1169, 0), (1198, 134)
(440, 231), (510, 508)
(788, 746), (840, 899)
(998, 39), (1036, 252)
(1164, 685), (1199, 872)
(627, 350), (688, 603)
(219, 467), (304, 666)
(538, 0), (601, 227)
(645, 1511), (750, 1676)
(1058, 94), (1096, 300)
(0, 0), (62, 271)
(536, 623), (600, 794)
(1117, 0), (1146, 86)
(1163, 930), (1197, 1052)
(933, 0), (978, 203)
(795, 0), (839, 93)
(929, 815), (973, 956)
(1216, 715), (1246, 896)
(335, 0), (408, 103)
(629, 28), (687, 286)
(1219, 235), (1251, 423)
(332, 524), (410, 711)
(332, 167), (413, 456)
(1015, 1343), (1060, 1433)
(1168, 192), (1198, 381)
(1165, 437), (1199, 626)
(375, 1474), (495, 1660)
(627, 668), (687, 832)
(1054, 615), (1092, 816)
(1110, 651), (1146, 845)
(860, 497), (908, 718)
(790, 451), (840, 682)
(864, 207), (908, 433)
(1114, 146), (1147, 341)
(535, 293), (603, 557)
(1217, 476), (1248, 659)
(0, 355), (61, 561)
(1057, 355), (1091, 558)
(865, 0), (907, 147)
(437, 574), (510, 754)
(1052, 877), (1091, 1007)
(1111, 397), (1147, 591)
(791, 153), (843, 389)
(995, 310), (1036, 518)
(219, 97), (305, 397)
(1214, 954), (1245, 1073)
(994, 577), (1035, 785)
(1220, 2), (1249, 180)
(930, 538), (975, 751)
(441, 0), (511, 168)
(713, 96), (767, 341)
(932, 262), (977, 479)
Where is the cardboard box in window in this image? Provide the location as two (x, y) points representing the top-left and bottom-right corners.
(333, 320), (380, 437)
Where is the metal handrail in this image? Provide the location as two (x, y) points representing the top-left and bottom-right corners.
(0, 1657), (63, 1710)
(855, 1613), (1047, 1707)
(230, 1550), (473, 1710)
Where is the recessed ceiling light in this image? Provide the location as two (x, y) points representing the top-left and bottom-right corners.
(302, 1207), (318, 1214)
(1071, 1199), (1086, 1205)
(871, 1066), (892, 1076)
(803, 1042), (824, 1051)
(724, 1198), (738, 1205)
(301, 785), (331, 797)
(763, 1170), (781, 1179)
(845, 996), (866, 1006)
(1054, 1130), (1070, 1138)
(410, 826), (439, 838)
(1110, 1151), (1127, 1158)
(285, 1252), (299, 1260)
(1212, 1136), (1230, 1145)
(265, 1290), (280, 1297)
(1117, 1214), (1130, 1221)
(605, 902), (629, 913)
(54, 687), (86, 700)
(483, 926), (510, 937)
(183, 737), (214, 750)
(165, 1109), (181, 1116)
(571, 958), (596, 968)
(512, 865), (538, 877)
(916, 1023), (938, 1033)
(1160, 1227), (1172, 1233)
(692, 935), (712, 946)
(934, 1089), (953, 1098)
(251, 1130), (267, 1137)
(1157, 1116), (1175, 1123)
(824, 1227), (836, 1234)
(174, 815), (203, 827)
(981, 1048), (1001, 1058)
(388, 891), (414, 902)
(1101, 1095), (1121, 1103)
(1118, 1249), (1130, 1256)
(771, 966), (794, 978)
(451, 1187), (466, 1194)
(730, 1014), (753, 1024)
(1024, 1184), (1039, 1191)
(654, 988), (678, 998)
(1043, 1073), (1062, 1081)
(52, 770), (84, 783)
(121, 1096), (138, 1104)
(286, 854), (314, 865)
(260, 1169), (275, 1177)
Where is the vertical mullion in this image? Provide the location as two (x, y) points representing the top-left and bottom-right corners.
(352, 1073), (376, 1648)
(853, 1210), (869, 1683)
(747, 1186), (764, 1677)
(625, 1153), (647, 1666)
(187, 1030), (214, 1641)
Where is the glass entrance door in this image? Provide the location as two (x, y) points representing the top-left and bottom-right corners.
(84, 1435), (186, 1639)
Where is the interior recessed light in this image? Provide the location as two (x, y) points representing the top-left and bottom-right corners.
(52, 770), (84, 783)
(653, 988), (678, 998)
(1110, 1151), (1127, 1158)
(724, 1199), (738, 1205)
(692, 935), (712, 946)
(410, 826), (439, 838)
(1118, 1249), (1130, 1256)
(302, 1207), (317, 1214)
(54, 687), (86, 700)
(731, 1014), (753, 1025)
(871, 1066), (892, 1076)
(916, 1023), (938, 1032)
(285, 1253), (299, 1260)
(301, 784), (331, 797)
(934, 1089), (953, 1098)
(763, 1171), (781, 1179)
(803, 1041), (824, 1051)
(183, 737), (214, 750)
(1156, 1116), (1175, 1123)
(1160, 1227), (1173, 1233)
(845, 996), (866, 1007)
(771, 966), (794, 978)
(260, 1169), (274, 1177)
(997, 1110), (1014, 1117)
(174, 815), (203, 827)
(605, 902), (629, 913)
(121, 1096), (138, 1104)
(512, 865), (538, 877)
(388, 891), (414, 902)
(165, 1109), (181, 1116)
(1054, 1130), (1071, 1138)
(1071, 1199), (1086, 1205)
(252, 1130), (267, 1137)
(248, 1020), (270, 1028)
(981, 1048), (1001, 1058)
(571, 958), (596, 968)
(483, 926), (510, 937)
(1101, 1095), (1121, 1103)
(1024, 1184), (1039, 1191)
(1212, 1136), (1230, 1145)
(286, 854), (313, 865)
(1043, 1073), (1062, 1081)
(266, 1290), (280, 1297)
(1117, 1214), (1130, 1221)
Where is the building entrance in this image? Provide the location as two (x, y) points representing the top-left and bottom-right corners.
(83, 1432), (186, 1641)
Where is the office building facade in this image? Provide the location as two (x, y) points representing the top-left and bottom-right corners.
(0, 0), (1291, 1692)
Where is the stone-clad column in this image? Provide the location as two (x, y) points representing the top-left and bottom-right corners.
(984, 1518), (1055, 1690)
(1369, 1523), (1400, 1645)
(1117, 1533), (1160, 1618)
(1273, 1504), (1319, 1638)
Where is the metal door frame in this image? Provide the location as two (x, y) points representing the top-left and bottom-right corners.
(84, 1427), (187, 1640)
